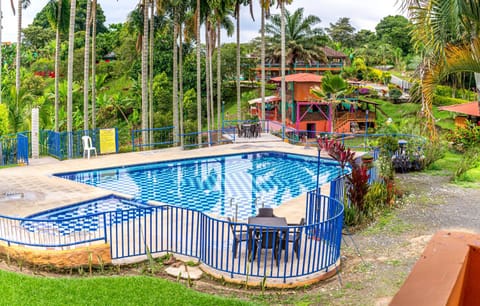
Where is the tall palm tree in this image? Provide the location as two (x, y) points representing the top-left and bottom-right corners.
(91, 0), (97, 130)
(265, 7), (326, 72)
(259, 0), (274, 127)
(171, 1), (180, 145)
(402, 0), (480, 140)
(15, 0), (31, 105)
(45, 0), (68, 132)
(234, 0), (254, 122)
(66, 0), (77, 156)
(310, 72), (352, 132)
(196, 0), (202, 144)
(148, 0), (155, 144)
(141, 0), (149, 146)
(83, 0), (92, 131)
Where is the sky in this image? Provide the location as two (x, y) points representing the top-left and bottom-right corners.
(1, 0), (404, 43)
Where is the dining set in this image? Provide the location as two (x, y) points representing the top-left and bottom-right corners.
(229, 208), (304, 265)
(237, 123), (262, 138)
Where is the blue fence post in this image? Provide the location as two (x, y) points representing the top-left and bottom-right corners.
(131, 130), (135, 152)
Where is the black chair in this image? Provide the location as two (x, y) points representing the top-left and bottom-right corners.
(284, 218), (305, 260)
(256, 207), (275, 217)
(227, 217), (248, 258)
(250, 228), (282, 265)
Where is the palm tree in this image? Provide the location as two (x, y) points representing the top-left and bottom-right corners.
(196, 0), (201, 144)
(66, 0), (77, 157)
(141, 0), (149, 146)
(402, 0), (480, 140)
(91, 0), (97, 130)
(259, 0), (274, 127)
(15, 0), (31, 105)
(265, 7), (326, 72)
(310, 72), (353, 132)
(234, 0), (254, 122)
(45, 0), (68, 132)
(83, 0), (92, 131)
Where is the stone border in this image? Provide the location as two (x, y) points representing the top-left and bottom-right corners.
(0, 242), (111, 268)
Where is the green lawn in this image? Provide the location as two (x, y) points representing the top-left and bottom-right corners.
(0, 270), (253, 306)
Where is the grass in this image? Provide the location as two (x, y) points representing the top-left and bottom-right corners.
(0, 270), (253, 306)
(364, 211), (413, 236)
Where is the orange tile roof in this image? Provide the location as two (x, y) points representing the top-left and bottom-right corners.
(438, 101), (480, 116)
(270, 73), (322, 83)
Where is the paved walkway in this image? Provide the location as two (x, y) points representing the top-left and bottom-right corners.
(0, 138), (325, 218)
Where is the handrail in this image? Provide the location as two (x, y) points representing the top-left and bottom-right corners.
(0, 193), (344, 283)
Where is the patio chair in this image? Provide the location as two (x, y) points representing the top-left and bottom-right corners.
(250, 227), (282, 266)
(256, 207), (275, 217)
(81, 136), (97, 159)
(284, 218), (305, 260)
(227, 217), (248, 258)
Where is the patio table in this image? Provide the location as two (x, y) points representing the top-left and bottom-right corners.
(247, 217), (287, 264)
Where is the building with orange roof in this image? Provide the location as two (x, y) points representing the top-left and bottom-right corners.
(438, 101), (480, 127)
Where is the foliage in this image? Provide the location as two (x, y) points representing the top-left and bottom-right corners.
(326, 17), (356, 48)
(388, 87), (402, 103)
(265, 7), (328, 70)
(446, 121), (480, 152)
(363, 182), (389, 219)
(0, 104), (9, 136)
(317, 136), (371, 226)
(22, 26), (56, 52)
(375, 15), (412, 55)
(376, 136), (399, 157)
(432, 95), (471, 106)
(33, 0), (108, 34)
(453, 146), (480, 181)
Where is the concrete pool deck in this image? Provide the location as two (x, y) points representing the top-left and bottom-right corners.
(0, 139), (332, 219)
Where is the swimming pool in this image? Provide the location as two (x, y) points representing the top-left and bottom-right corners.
(22, 195), (152, 235)
(56, 151), (343, 219)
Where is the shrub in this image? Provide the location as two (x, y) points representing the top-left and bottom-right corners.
(0, 104), (9, 136)
(433, 95), (469, 106)
(363, 182), (389, 219)
(453, 146), (480, 181)
(446, 121), (480, 151)
(388, 88), (403, 103)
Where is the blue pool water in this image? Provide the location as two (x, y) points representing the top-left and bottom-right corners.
(56, 151), (342, 220)
(22, 195), (152, 235)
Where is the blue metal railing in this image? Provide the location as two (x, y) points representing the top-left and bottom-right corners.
(180, 129), (234, 149)
(0, 193), (343, 282)
(0, 132), (29, 166)
(39, 129), (119, 160)
(131, 127), (175, 152)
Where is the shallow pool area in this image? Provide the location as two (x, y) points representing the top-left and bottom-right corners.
(21, 195), (152, 235)
(56, 151), (342, 219)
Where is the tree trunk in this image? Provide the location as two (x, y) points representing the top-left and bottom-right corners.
(67, 0), (77, 157)
(149, 0), (154, 144)
(196, 0), (202, 144)
(83, 0), (92, 131)
(205, 21), (211, 145)
(15, 0), (22, 102)
(91, 0), (97, 130)
(54, 0), (62, 131)
(141, 0), (149, 146)
(216, 16), (221, 141)
(236, 4), (241, 122)
(280, 1), (286, 138)
(260, 4), (266, 127)
(172, 11), (179, 145)
(0, 0), (2, 104)
(179, 23), (184, 147)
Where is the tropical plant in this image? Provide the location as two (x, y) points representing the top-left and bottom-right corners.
(310, 72), (353, 132)
(402, 0), (480, 140)
(317, 135), (371, 227)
